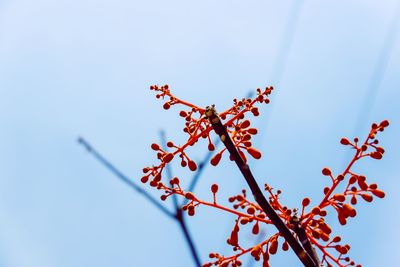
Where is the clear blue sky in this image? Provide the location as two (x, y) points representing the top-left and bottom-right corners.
(1, 0), (399, 266)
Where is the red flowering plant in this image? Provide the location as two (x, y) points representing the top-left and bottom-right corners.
(141, 85), (389, 267)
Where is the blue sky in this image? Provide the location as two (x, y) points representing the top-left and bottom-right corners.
(1, 0), (399, 266)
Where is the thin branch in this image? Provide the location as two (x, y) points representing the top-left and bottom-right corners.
(79, 136), (202, 267)
(159, 131), (202, 267)
(205, 107), (318, 267)
(77, 137), (174, 219)
(175, 209), (202, 267)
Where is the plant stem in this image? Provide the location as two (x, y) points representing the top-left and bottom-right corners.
(205, 106), (318, 267)
(78, 137), (201, 267)
(78, 137), (174, 218)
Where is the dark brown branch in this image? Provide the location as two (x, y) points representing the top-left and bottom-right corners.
(291, 216), (321, 265)
(205, 106), (318, 267)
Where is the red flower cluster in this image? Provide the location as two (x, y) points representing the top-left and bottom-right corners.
(142, 85), (389, 267)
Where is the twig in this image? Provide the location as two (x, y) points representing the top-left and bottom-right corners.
(205, 106), (318, 267)
(159, 130), (202, 267)
(175, 208), (202, 267)
(78, 137), (174, 218)
(78, 137), (202, 267)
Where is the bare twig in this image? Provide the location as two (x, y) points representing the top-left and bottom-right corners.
(78, 137), (202, 267)
(205, 106), (319, 267)
(78, 137), (174, 218)
(175, 208), (202, 267)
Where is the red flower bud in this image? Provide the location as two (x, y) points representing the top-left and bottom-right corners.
(188, 160), (197, 171)
(240, 120), (251, 129)
(371, 189), (385, 198)
(361, 194), (373, 202)
(332, 194), (346, 202)
(269, 239), (278, 255)
(162, 153), (174, 163)
(151, 143), (160, 151)
(210, 152), (222, 166)
(322, 168), (332, 176)
(185, 192), (195, 200)
(380, 120), (389, 128)
(247, 128), (258, 135)
(252, 222), (259, 235)
(282, 241), (289, 251)
(247, 147), (262, 159)
(312, 207), (321, 215)
(370, 151), (383, 159)
(163, 102), (171, 110)
(167, 141), (174, 147)
(340, 138), (350, 145)
(302, 198), (310, 207)
(247, 206), (256, 215)
(208, 143), (215, 151)
(211, 184), (219, 193)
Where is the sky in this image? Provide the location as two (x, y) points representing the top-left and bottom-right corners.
(0, 0), (399, 266)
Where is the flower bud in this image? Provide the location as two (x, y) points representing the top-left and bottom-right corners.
(188, 160), (197, 171)
(240, 120), (250, 129)
(151, 143), (160, 151)
(332, 194), (346, 202)
(340, 138), (350, 145)
(247, 128), (258, 135)
(252, 223), (260, 235)
(370, 151), (383, 160)
(210, 152), (222, 166)
(312, 207), (321, 215)
(380, 120), (389, 128)
(162, 153), (174, 163)
(269, 239), (278, 255)
(302, 198), (310, 207)
(211, 184), (219, 194)
(163, 102), (171, 110)
(247, 147), (262, 159)
(371, 189), (385, 198)
(185, 192), (195, 200)
(322, 168), (332, 176)
(361, 194), (373, 202)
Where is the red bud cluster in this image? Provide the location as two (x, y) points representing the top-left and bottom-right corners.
(142, 85), (389, 267)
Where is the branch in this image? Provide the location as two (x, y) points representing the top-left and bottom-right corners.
(78, 137), (202, 267)
(205, 106), (319, 267)
(175, 209), (202, 267)
(78, 137), (174, 218)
